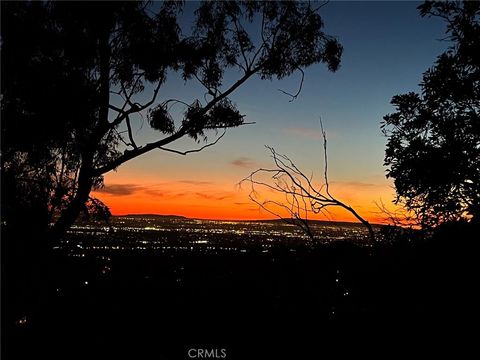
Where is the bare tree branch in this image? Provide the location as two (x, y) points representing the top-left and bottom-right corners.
(93, 66), (261, 176)
(240, 119), (377, 244)
(158, 130), (226, 156)
(125, 115), (138, 149)
(278, 68), (305, 102)
(108, 80), (162, 130)
(374, 199), (420, 229)
(319, 117), (333, 199)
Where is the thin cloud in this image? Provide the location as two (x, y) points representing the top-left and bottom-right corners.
(194, 192), (232, 201)
(142, 189), (166, 197)
(96, 184), (145, 196)
(284, 127), (322, 140)
(231, 157), (256, 168)
(177, 180), (212, 185)
(331, 181), (377, 188)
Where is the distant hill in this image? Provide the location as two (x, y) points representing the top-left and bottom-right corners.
(117, 214), (188, 220)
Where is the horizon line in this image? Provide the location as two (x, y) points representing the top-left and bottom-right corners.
(110, 213), (385, 226)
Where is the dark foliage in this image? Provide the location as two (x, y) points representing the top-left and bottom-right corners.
(1, 2), (343, 340)
(382, 1), (480, 228)
(1, 1), (343, 241)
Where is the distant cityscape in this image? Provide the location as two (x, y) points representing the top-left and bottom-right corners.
(58, 215), (381, 257)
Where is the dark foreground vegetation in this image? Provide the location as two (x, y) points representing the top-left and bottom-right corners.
(3, 222), (478, 359)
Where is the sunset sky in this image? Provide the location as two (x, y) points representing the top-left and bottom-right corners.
(93, 1), (449, 223)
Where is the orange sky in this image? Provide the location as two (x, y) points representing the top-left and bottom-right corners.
(86, 1), (449, 227)
(92, 170), (398, 224)
(83, 1), (448, 228)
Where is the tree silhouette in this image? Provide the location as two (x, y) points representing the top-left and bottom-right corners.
(241, 120), (376, 244)
(1, 1), (343, 243)
(382, 1), (480, 228)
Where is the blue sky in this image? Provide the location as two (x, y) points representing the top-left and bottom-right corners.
(99, 1), (451, 220)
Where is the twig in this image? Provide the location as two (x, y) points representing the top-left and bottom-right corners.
(158, 130), (226, 155)
(278, 68), (305, 102)
(241, 117), (377, 244)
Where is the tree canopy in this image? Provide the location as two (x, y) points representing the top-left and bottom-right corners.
(382, 1), (480, 227)
(1, 1), (343, 240)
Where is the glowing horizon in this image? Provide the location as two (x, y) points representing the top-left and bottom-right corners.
(92, 173), (398, 225)
(91, 2), (447, 228)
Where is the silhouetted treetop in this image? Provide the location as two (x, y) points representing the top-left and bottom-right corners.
(1, 0), (343, 241)
(383, 1), (480, 227)
(419, 1), (480, 66)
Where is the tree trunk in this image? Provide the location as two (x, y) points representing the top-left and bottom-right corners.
(48, 26), (111, 243)
(48, 153), (94, 243)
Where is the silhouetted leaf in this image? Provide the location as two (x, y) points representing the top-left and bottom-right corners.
(148, 105), (175, 134)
